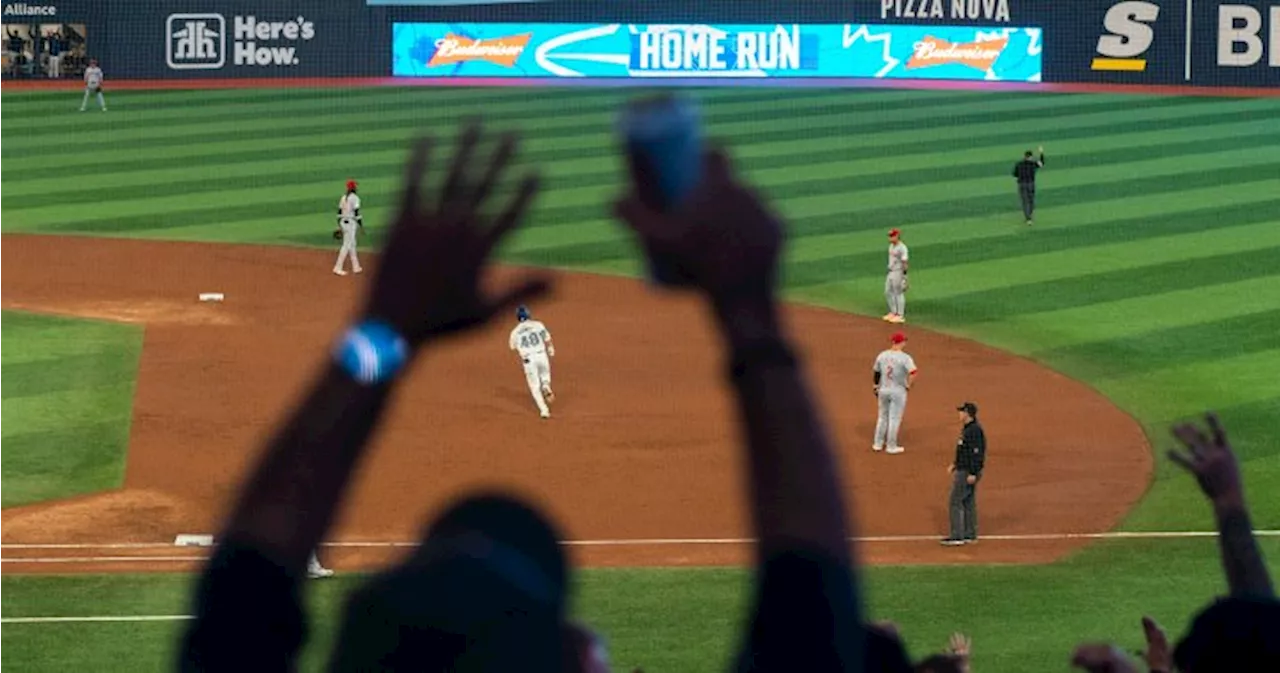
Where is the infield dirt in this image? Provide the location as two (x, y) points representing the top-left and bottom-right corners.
(1, 234), (1152, 571)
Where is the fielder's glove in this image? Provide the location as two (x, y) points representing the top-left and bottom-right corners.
(332, 229), (342, 240)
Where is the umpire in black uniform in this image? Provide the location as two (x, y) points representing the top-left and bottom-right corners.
(1012, 145), (1045, 225)
(943, 402), (986, 546)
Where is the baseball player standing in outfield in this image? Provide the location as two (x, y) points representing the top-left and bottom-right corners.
(872, 332), (917, 454)
(509, 305), (555, 419)
(1012, 145), (1046, 225)
(79, 58), (106, 112)
(943, 402), (987, 546)
(333, 180), (363, 276)
(883, 228), (909, 324)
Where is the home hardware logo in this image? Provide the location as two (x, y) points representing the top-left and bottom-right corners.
(167, 13), (315, 70)
(1092, 0), (1160, 71)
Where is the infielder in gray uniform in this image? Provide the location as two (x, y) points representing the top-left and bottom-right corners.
(872, 331), (918, 454)
(883, 228), (909, 324)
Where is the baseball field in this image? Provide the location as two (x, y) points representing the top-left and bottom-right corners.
(3, 84), (1280, 671)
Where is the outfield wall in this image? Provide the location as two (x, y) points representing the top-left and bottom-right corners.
(1, 1), (1274, 88)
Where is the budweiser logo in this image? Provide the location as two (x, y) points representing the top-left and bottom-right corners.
(906, 35), (1008, 71)
(427, 33), (531, 68)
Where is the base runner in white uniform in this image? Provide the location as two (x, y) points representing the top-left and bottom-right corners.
(333, 180), (363, 276)
(872, 331), (918, 454)
(509, 305), (555, 419)
(79, 59), (106, 112)
(306, 550), (333, 579)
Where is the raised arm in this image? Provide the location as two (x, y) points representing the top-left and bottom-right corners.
(1170, 413), (1274, 597)
(218, 129), (545, 566)
(615, 148), (862, 671)
(179, 124), (550, 670)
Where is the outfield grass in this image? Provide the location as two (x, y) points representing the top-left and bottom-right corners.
(2, 85), (1279, 672)
(5, 540), (1280, 671)
(1, 311), (142, 507)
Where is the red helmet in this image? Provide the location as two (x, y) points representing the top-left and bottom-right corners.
(890, 332), (907, 344)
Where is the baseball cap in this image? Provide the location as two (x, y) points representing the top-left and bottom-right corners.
(328, 493), (568, 671)
(957, 402), (978, 416)
(346, 179), (358, 191)
(890, 332), (907, 344)
(888, 228), (901, 237)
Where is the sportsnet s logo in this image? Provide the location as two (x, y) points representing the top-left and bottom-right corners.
(1093, 1), (1160, 71)
(167, 14), (316, 70)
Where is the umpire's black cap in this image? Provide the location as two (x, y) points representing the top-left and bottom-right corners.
(957, 402), (978, 416)
(328, 492), (569, 672)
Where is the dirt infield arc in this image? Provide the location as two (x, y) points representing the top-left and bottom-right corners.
(1, 235), (1152, 571)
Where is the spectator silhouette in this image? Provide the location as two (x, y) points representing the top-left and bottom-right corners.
(1072, 413), (1278, 673)
(179, 120), (867, 672)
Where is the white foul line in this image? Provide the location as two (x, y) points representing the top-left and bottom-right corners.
(2, 615), (195, 624)
(1, 556), (206, 564)
(3, 530), (1279, 622)
(2, 530), (1278, 560)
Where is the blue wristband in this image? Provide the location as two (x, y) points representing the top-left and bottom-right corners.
(333, 320), (410, 385)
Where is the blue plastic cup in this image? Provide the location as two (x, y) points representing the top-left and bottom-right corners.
(618, 93), (703, 287)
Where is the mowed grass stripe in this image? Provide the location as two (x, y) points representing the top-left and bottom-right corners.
(0, 85), (955, 122)
(1098, 349), (1280, 420)
(910, 221), (1280, 300)
(785, 196), (1280, 284)
(909, 246), (1280, 324)
(6, 92), (1247, 160)
(977, 275), (1280, 353)
(49, 150), (1259, 250)
(0, 350), (142, 400)
(13, 98), (1269, 182)
(10, 115), (1278, 202)
(16, 126), (1278, 212)
(0, 420), (134, 508)
(4, 89), (1178, 144)
(787, 181), (1280, 262)
(20, 134), (1280, 235)
(0, 312), (144, 363)
(1, 383), (140, 439)
(501, 167), (1280, 269)
(5, 87), (1115, 153)
(0, 311), (140, 507)
(1035, 308), (1280, 379)
(769, 147), (1279, 221)
(14, 86), (983, 136)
